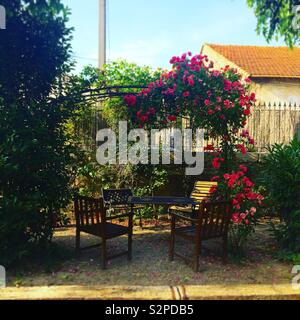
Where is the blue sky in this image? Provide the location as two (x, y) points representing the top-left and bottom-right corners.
(62, 0), (285, 73)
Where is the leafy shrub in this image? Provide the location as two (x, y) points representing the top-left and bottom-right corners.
(261, 137), (300, 254)
(0, 1), (77, 266)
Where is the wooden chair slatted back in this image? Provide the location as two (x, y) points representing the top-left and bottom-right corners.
(190, 181), (218, 203)
(102, 189), (133, 208)
(74, 195), (104, 227)
(198, 201), (231, 239)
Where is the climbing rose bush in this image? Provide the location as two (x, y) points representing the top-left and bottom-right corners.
(208, 130), (264, 250)
(124, 52), (256, 137)
(124, 52), (264, 252)
(210, 164), (264, 250)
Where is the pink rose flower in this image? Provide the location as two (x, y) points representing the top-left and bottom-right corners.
(204, 99), (210, 106)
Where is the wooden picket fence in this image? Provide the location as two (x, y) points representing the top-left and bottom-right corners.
(246, 102), (300, 151)
(81, 102), (300, 154)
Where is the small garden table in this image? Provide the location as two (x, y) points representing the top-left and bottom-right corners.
(128, 196), (201, 225)
(128, 196), (201, 207)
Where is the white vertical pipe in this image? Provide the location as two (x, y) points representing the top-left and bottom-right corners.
(99, 0), (106, 70)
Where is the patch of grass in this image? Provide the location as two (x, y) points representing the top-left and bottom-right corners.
(9, 242), (73, 276)
(275, 250), (300, 264)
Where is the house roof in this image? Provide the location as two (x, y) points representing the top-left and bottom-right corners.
(202, 44), (300, 79)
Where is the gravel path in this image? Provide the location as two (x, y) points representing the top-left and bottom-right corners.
(5, 221), (293, 289)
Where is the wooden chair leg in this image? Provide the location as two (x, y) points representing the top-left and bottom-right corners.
(222, 236), (228, 264)
(128, 210), (133, 261)
(75, 229), (80, 255)
(194, 239), (201, 272)
(169, 215), (175, 261)
(101, 238), (107, 270)
(139, 210), (143, 229)
(194, 250), (200, 272)
(169, 232), (175, 261)
(128, 232), (133, 261)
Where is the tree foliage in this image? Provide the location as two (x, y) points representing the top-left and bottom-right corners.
(0, 0), (79, 265)
(99, 61), (162, 130)
(247, 0), (300, 47)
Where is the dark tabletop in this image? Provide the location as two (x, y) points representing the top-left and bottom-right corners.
(128, 196), (201, 206)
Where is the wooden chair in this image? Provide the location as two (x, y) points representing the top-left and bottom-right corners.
(169, 181), (218, 215)
(102, 188), (144, 228)
(169, 201), (232, 272)
(102, 189), (133, 210)
(74, 194), (133, 269)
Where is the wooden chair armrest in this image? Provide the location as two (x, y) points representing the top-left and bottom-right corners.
(105, 205), (131, 210)
(171, 212), (197, 223)
(201, 200), (232, 206)
(106, 212), (133, 221)
(169, 204), (191, 209)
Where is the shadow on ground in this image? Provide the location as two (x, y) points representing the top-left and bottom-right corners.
(6, 221), (293, 288)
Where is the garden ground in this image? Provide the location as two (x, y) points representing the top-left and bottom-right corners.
(1, 219), (300, 300)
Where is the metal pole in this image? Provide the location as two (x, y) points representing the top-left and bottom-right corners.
(99, 0), (106, 70)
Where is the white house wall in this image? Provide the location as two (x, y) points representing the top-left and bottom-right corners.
(252, 78), (300, 105)
(201, 44), (300, 105)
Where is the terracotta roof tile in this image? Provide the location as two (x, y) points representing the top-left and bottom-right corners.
(205, 44), (300, 78)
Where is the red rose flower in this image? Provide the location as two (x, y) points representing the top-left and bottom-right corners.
(140, 115), (148, 122)
(232, 213), (240, 223)
(224, 79), (232, 91)
(124, 95), (137, 107)
(241, 130), (249, 138)
(224, 174), (231, 180)
(236, 144), (247, 155)
(224, 100), (231, 109)
(209, 185), (218, 194)
(204, 144), (215, 151)
(187, 75), (195, 87)
(239, 165), (248, 173)
(233, 199), (240, 207)
(243, 109), (251, 116)
(242, 177), (254, 188)
(212, 157), (221, 169)
(248, 138), (255, 145)
(168, 115), (177, 122)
